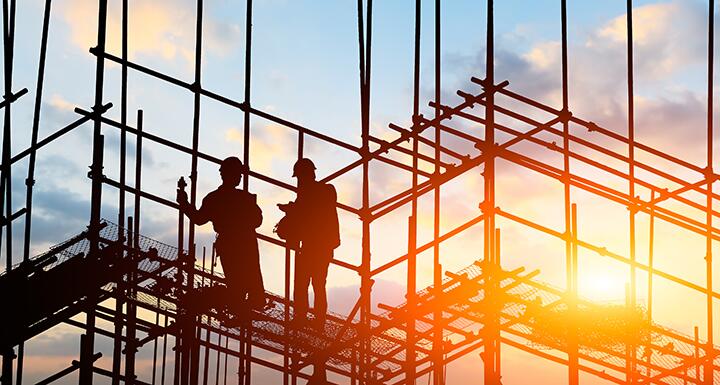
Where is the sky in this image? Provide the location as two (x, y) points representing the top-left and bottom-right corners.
(3, 0), (720, 384)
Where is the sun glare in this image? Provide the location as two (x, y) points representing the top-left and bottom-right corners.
(580, 273), (627, 303)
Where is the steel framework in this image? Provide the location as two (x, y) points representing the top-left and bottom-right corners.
(1, 0), (719, 385)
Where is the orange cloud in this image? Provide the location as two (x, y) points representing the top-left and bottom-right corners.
(59, 0), (240, 65)
(225, 124), (295, 175)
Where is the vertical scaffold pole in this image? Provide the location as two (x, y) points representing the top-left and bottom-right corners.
(407, 0), (421, 383)
(356, 3), (365, 383)
(125, 216), (136, 384)
(559, 1), (577, 384)
(23, 0), (52, 262)
(0, 0), (16, 273)
(241, 3), (254, 382)
(432, 0), (444, 384)
(82, 0), (109, 382)
(705, 1), (715, 383)
(184, 0), (205, 383)
(200, 248), (212, 385)
(494, 227), (501, 378)
(647, 188), (655, 333)
(125, 110), (143, 385)
(356, 0), (373, 383)
(175, 175), (187, 385)
(111, 0), (129, 381)
(571, 203), (579, 382)
(118, 0), (128, 231)
(364, 1), (373, 382)
(243, 0), (253, 192)
(14, 0), (37, 380)
(482, 0), (498, 384)
(626, 0), (638, 383)
(0, 0), (14, 348)
(0, 21), (16, 383)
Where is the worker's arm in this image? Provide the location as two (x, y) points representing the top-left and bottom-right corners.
(327, 184), (338, 205)
(177, 190), (211, 225)
(250, 193), (263, 229)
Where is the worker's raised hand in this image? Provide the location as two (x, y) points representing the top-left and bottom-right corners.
(176, 188), (189, 208)
(175, 189), (188, 206)
(176, 176), (189, 208)
(277, 202), (294, 213)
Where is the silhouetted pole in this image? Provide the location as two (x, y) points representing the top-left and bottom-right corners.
(432, 0), (445, 382)
(109, 3), (128, 385)
(2, 0), (20, 381)
(357, 0), (373, 384)
(559, 1), (578, 384)
(705, 1), (716, 384)
(22, 0), (52, 262)
(124, 110), (143, 384)
(184, 0), (205, 383)
(0, 0), (17, 273)
(406, 0), (421, 382)
(80, 0), (109, 382)
(175, 176), (187, 385)
(241, 2), (254, 382)
(571, 203), (579, 385)
(111, 3), (130, 378)
(125, 217), (137, 384)
(482, 0), (499, 384)
(242, 0), (253, 192)
(625, 0), (639, 383)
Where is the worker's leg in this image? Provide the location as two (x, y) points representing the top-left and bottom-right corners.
(310, 248), (333, 321)
(293, 251), (311, 322)
(246, 257), (266, 310)
(218, 254), (246, 315)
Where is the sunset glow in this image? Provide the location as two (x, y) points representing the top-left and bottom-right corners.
(1, 1), (720, 385)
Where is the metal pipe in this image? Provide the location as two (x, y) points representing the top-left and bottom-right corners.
(705, 2), (716, 384)
(406, 0), (421, 382)
(22, 0), (52, 262)
(0, 0), (16, 291)
(242, 0), (253, 192)
(432, 0), (443, 382)
(482, 1), (498, 383)
(625, 1), (639, 383)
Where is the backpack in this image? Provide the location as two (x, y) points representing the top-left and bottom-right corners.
(274, 210), (300, 244)
(274, 183), (340, 249)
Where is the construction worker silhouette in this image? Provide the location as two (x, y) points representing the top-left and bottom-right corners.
(177, 156), (266, 317)
(278, 158), (340, 328)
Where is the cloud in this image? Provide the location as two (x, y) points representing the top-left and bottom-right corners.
(9, 158), (176, 255)
(594, 1), (707, 78)
(523, 41), (561, 71)
(403, 1), (720, 312)
(49, 94), (76, 112)
(226, 123), (295, 175)
(326, 278), (407, 317)
(440, 0), (714, 165)
(58, 0), (242, 66)
(225, 127), (244, 143)
(205, 20), (243, 56)
(42, 94), (80, 127)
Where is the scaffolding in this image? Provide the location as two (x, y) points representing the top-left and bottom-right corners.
(1, 0), (720, 385)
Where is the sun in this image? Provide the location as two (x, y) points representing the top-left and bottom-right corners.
(579, 272), (627, 303)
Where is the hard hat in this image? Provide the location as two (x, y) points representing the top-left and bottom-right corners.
(220, 156), (245, 174)
(292, 158), (316, 177)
